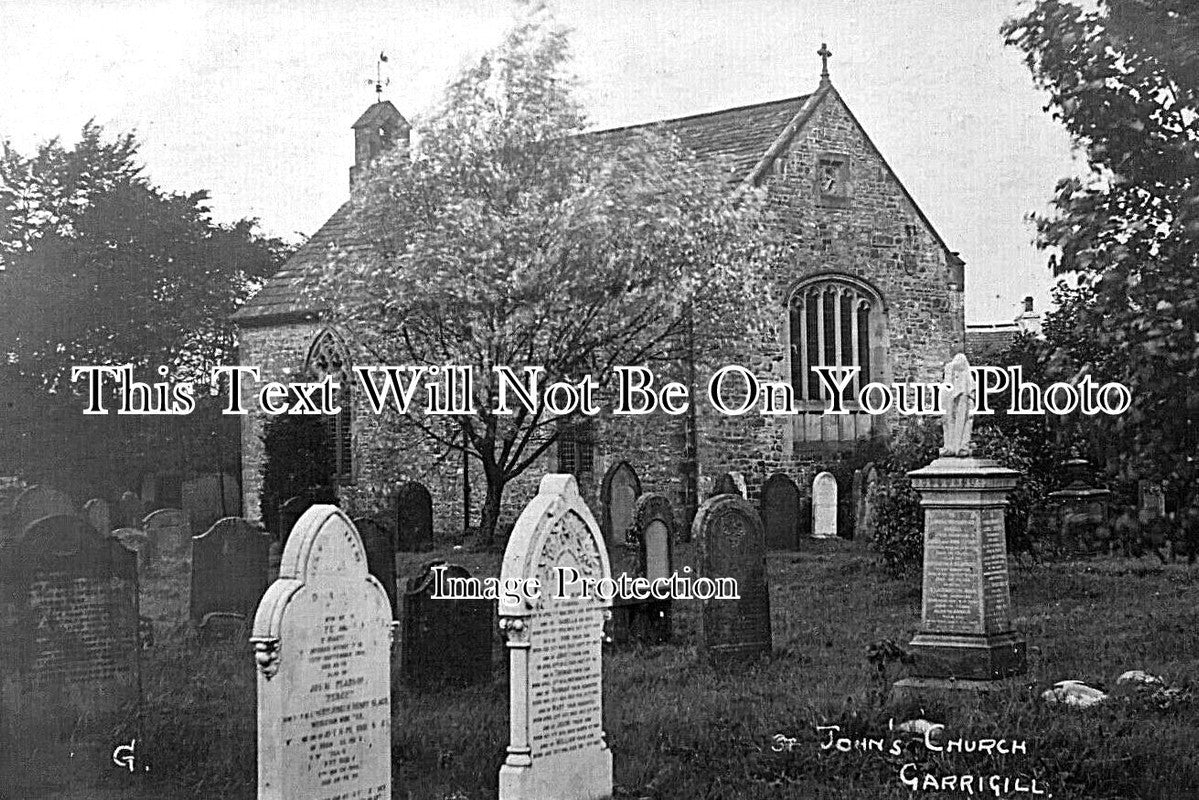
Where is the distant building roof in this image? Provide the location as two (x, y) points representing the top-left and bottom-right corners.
(965, 323), (1021, 363)
(235, 84), (960, 326)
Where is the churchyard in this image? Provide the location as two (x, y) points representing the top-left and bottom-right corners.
(4, 463), (1198, 800)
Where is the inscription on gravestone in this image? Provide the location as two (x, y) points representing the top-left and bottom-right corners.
(252, 506), (392, 800)
(695, 494), (771, 664)
(498, 474), (612, 800)
(0, 515), (140, 791)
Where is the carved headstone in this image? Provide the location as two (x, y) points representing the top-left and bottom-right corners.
(141, 508), (192, 637)
(760, 473), (800, 550)
(11, 484), (74, 535)
(252, 506), (393, 800)
(401, 562), (493, 689)
(352, 516), (397, 616)
(182, 473), (240, 534)
(190, 517), (271, 628)
(694, 494), (771, 664)
(498, 475), (613, 800)
(394, 482), (434, 551)
(0, 515), (140, 790)
(84, 497), (112, 537)
(600, 461), (641, 547)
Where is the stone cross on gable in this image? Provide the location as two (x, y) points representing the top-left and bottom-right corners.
(818, 43), (833, 81)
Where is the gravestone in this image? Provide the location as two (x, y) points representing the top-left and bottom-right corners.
(713, 472), (743, 498)
(860, 465), (880, 542)
(498, 474), (613, 800)
(352, 516), (397, 616)
(142, 508), (192, 637)
(117, 490), (145, 529)
(1138, 480), (1166, 519)
(401, 562), (493, 688)
(11, 484), (74, 535)
(694, 494), (771, 664)
(252, 506), (392, 800)
(604, 489), (643, 646)
(276, 488), (338, 546)
(394, 482), (434, 551)
(190, 517), (271, 628)
(182, 472), (240, 534)
(760, 473), (800, 550)
(811, 471), (838, 538)
(1047, 459), (1112, 554)
(600, 461), (641, 547)
(84, 497), (112, 537)
(624, 493), (675, 644)
(112, 527), (150, 571)
(0, 515), (140, 791)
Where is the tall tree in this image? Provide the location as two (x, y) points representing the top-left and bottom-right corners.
(317, 10), (775, 542)
(1003, 1), (1199, 490)
(0, 122), (292, 390)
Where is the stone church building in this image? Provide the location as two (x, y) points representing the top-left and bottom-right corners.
(234, 55), (965, 540)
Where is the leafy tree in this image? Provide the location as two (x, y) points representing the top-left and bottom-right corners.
(317, 10), (775, 543)
(0, 122), (292, 390)
(1003, 1), (1199, 491)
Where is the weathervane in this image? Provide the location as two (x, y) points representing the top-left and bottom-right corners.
(817, 43), (832, 81)
(366, 51), (391, 100)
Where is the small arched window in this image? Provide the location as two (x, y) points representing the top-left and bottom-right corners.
(787, 276), (887, 438)
(305, 329), (354, 483)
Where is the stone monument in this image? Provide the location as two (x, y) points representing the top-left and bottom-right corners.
(252, 505), (393, 800)
(893, 354), (1026, 704)
(811, 472), (838, 538)
(497, 474), (612, 800)
(694, 493), (771, 664)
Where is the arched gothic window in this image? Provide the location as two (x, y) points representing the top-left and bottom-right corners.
(787, 276), (887, 438)
(305, 329), (354, 483)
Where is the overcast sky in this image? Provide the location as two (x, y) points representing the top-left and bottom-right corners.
(1, 0), (1080, 322)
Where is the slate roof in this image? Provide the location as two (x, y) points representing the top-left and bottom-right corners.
(234, 87), (957, 324)
(965, 324), (1020, 363)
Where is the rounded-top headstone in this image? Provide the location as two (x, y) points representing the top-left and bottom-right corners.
(811, 471), (838, 538)
(693, 494), (771, 664)
(631, 493), (675, 582)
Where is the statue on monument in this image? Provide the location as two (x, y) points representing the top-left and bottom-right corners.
(939, 353), (974, 457)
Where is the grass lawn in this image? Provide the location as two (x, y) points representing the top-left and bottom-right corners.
(54, 539), (1199, 800)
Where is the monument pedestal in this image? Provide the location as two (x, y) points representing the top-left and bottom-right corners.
(894, 457), (1027, 702)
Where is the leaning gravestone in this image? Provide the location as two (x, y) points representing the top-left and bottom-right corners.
(84, 497), (112, 537)
(352, 516), (397, 616)
(252, 506), (392, 800)
(190, 517), (271, 630)
(142, 508), (192, 637)
(401, 562), (493, 688)
(760, 473), (800, 550)
(713, 472), (744, 498)
(394, 482), (434, 551)
(811, 471), (838, 538)
(694, 494), (771, 664)
(11, 484), (74, 536)
(498, 474), (613, 800)
(601, 461), (641, 547)
(0, 515), (140, 791)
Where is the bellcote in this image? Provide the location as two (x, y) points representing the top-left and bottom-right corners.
(350, 100), (410, 189)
